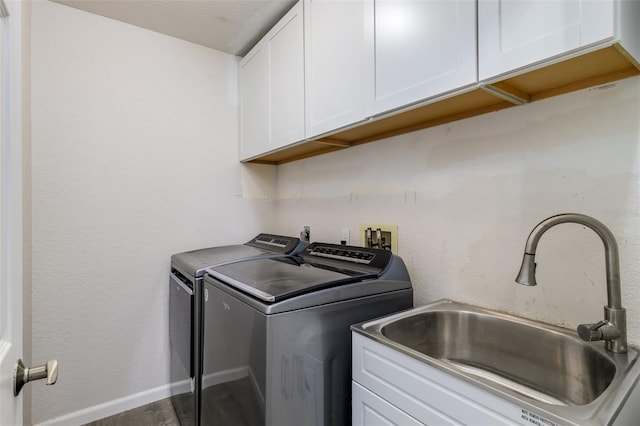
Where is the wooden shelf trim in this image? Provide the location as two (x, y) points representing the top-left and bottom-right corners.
(315, 138), (352, 147)
(481, 82), (531, 104)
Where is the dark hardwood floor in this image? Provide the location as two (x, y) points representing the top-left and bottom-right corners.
(82, 379), (259, 426)
(82, 397), (179, 426)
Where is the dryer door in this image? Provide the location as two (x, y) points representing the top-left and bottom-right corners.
(169, 272), (195, 426)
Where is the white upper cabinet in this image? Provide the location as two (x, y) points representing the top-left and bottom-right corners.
(239, 1), (304, 161)
(369, 0), (477, 116)
(239, 46), (269, 160)
(239, 0), (639, 164)
(478, 0), (616, 81)
(269, 3), (305, 146)
(304, 0), (373, 138)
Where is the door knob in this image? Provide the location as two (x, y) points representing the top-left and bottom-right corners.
(13, 359), (58, 397)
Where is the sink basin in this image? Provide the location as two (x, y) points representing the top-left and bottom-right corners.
(380, 307), (616, 406)
(353, 300), (640, 424)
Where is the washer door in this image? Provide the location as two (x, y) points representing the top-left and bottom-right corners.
(208, 257), (374, 302)
(201, 281), (266, 426)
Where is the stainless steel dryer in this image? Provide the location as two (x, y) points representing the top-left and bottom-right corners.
(200, 243), (413, 426)
(169, 234), (306, 426)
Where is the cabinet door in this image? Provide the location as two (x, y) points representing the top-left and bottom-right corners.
(304, 0), (373, 138)
(239, 1), (304, 161)
(352, 382), (425, 426)
(478, 0), (615, 80)
(239, 45), (269, 160)
(370, 0), (477, 115)
(269, 1), (305, 149)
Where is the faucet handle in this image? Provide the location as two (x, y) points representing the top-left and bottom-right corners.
(577, 320), (620, 342)
(589, 320), (607, 330)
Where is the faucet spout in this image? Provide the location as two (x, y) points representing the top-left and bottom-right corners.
(515, 213), (627, 354)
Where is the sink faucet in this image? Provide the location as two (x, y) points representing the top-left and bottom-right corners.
(515, 213), (627, 354)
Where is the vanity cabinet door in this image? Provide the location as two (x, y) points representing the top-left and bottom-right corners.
(239, 1), (304, 160)
(369, 0), (477, 116)
(478, 0), (615, 80)
(304, 0), (373, 138)
(352, 382), (426, 426)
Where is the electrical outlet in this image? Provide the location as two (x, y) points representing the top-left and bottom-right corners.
(340, 228), (350, 245)
(360, 223), (398, 254)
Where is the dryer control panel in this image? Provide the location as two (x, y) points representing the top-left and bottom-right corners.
(246, 233), (302, 253)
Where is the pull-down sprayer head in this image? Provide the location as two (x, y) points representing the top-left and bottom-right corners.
(515, 253), (537, 286)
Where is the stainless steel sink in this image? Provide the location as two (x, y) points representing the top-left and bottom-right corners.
(353, 300), (640, 424)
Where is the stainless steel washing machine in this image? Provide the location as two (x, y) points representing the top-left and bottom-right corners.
(169, 234), (306, 426)
(200, 243), (413, 426)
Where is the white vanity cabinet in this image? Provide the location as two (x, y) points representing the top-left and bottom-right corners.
(369, 0), (477, 115)
(239, 1), (304, 161)
(478, 0), (638, 81)
(304, 0), (373, 138)
(352, 332), (531, 426)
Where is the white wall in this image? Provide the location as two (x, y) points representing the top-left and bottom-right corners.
(29, 1), (274, 423)
(28, 0), (640, 423)
(275, 76), (640, 346)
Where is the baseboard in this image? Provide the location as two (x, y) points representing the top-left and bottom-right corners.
(201, 365), (248, 389)
(33, 383), (173, 426)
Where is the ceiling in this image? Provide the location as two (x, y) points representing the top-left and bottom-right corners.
(52, 0), (297, 57)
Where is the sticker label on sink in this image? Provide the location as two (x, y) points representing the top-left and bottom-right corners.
(519, 408), (560, 426)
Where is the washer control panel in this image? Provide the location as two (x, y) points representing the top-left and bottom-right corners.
(302, 242), (393, 270)
(308, 246), (376, 264)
